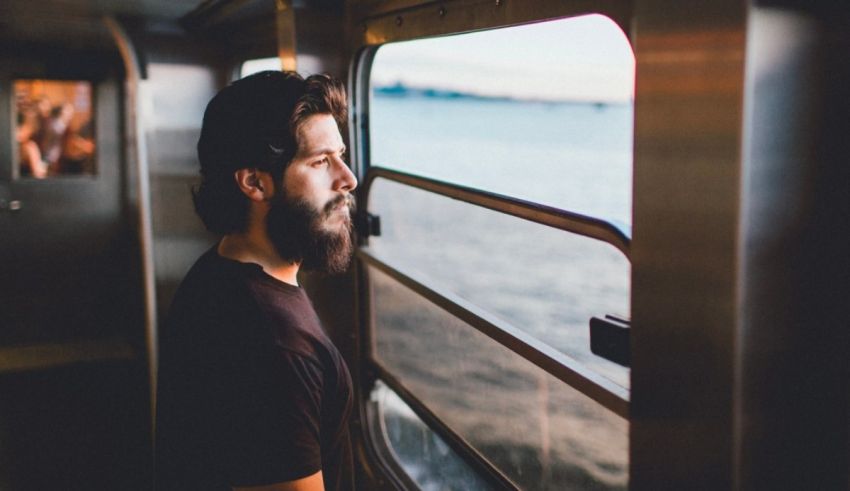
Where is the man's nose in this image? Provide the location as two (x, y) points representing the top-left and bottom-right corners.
(333, 158), (358, 192)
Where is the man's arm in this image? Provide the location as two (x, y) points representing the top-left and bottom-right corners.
(232, 470), (324, 491)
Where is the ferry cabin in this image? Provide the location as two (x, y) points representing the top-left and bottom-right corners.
(0, 0), (847, 489)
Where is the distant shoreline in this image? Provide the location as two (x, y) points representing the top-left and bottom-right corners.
(373, 82), (630, 107)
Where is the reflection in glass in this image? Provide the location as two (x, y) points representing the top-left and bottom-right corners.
(370, 266), (628, 490)
(14, 80), (96, 179)
(371, 381), (493, 491)
(368, 178), (631, 387)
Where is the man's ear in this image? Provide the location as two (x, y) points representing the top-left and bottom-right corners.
(233, 168), (274, 202)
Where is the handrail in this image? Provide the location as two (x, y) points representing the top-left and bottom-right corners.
(362, 166), (631, 258)
(104, 15), (159, 443)
(359, 247), (630, 419)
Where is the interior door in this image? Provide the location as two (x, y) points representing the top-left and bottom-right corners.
(0, 68), (141, 352)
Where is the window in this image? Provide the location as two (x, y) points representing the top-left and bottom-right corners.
(369, 267), (628, 489)
(369, 14), (634, 226)
(13, 80), (96, 178)
(240, 55), (324, 78)
(371, 381), (493, 491)
(240, 57), (281, 78)
(360, 14), (634, 490)
(367, 179), (631, 386)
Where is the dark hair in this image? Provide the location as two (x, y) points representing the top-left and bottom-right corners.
(192, 70), (347, 234)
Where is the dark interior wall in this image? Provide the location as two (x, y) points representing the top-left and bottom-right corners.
(0, 361), (151, 490)
(738, 5), (850, 489)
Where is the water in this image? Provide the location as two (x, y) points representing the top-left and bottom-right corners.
(365, 93), (632, 489)
(369, 95), (633, 226)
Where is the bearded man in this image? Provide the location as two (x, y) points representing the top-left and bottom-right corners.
(155, 71), (357, 491)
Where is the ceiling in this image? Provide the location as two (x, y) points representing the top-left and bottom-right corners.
(0, 0), (208, 49)
(0, 0), (350, 54)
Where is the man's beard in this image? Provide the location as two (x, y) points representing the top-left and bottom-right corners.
(266, 191), (356, 274)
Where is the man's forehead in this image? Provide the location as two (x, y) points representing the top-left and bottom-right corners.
(297, 114), (342, 146)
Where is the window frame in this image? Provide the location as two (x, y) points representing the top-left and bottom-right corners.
(348, 3), (636, 488)
(359, 169), (631, 416)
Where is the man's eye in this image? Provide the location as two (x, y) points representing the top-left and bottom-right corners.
(313, 158), (329, 167)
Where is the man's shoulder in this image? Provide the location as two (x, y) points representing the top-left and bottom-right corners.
(171, 247), (257, 304)
(180, 246), (233, 284)
(165, 249), (322, 355)
(163, 247), (261, 337)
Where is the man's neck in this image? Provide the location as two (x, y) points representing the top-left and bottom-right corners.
(218, 232), (300, 287)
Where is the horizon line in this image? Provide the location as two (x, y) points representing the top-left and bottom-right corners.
(372, 82), (633, 106)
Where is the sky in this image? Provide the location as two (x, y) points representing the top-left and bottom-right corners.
(371, 14), (635, 103)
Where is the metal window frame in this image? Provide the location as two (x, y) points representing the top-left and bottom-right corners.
(361, 383), (424, 491)
(347, 3), (637, 488)
(351, 0), (633, 46)
(355, 134), (631, 487)
(356, 253), (519, 491)
(360, 247), (630, 418)
(363, 167), (631, 258)
(371, 365), (521, 490)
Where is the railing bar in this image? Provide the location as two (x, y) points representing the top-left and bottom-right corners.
(363, 166), (631, 258)
(360, 247), (630, 419)
(372, 363), (520, 490)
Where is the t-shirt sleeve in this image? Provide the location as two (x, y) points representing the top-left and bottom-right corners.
(221, 348), (325, 487)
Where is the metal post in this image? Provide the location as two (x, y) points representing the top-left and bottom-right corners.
(103, 15), (159, 444)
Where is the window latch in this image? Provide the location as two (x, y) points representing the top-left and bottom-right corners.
(356, 212), (381, 237)
(589, 314), (630, 367)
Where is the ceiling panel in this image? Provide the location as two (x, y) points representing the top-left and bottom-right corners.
(0, 0), (203, 47)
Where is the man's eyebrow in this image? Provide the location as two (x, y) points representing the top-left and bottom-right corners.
(303, 144), (346, 157)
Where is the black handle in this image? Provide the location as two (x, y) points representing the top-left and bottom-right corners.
(589, 315), (630, 367)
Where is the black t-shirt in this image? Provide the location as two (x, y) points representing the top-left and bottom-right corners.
(155, 248), (353, 490)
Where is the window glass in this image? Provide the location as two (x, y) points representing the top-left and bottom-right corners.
(368, 178), (630, 387)
(370, 266), (628, 490)
(369, 14), (634, 225)
(240, 55), (323, 78)
(365, 14), (634, 487)
(14, 80), (96, 178)
(371, 381), (494, 491)
(240, 57), (281, 78)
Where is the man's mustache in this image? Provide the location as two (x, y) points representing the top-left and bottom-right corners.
(323, 194), (356, 217)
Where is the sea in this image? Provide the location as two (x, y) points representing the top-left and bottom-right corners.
(363, 93), (633, 490)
